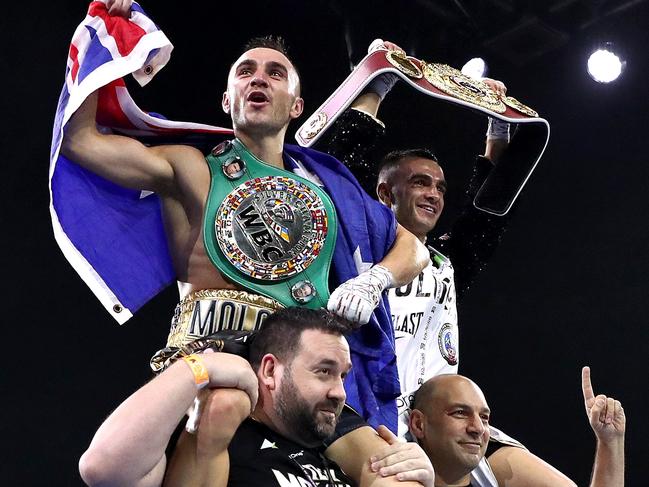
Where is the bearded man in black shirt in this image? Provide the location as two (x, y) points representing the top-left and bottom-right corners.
(79, 308), (435, 487)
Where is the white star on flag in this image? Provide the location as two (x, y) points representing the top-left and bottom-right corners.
(353, 246), (373, 274)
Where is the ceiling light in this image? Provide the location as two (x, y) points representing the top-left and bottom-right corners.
(461, 57), (487, 79)
(587, 44), (624, 83)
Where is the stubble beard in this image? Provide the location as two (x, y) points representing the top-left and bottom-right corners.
(237, 115), (284, 139)
(231, 101), (288, 140)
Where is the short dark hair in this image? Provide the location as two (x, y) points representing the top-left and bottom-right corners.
(378, 148), (439, 184)
(243, 35), (291, 57)
(249, 307), (354, 369)
(240, 35), (301, 88)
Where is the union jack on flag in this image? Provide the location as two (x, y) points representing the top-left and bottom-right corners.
(49, 1), (231, 323)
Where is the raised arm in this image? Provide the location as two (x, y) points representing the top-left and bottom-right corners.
(316, 40), (402, 196)
(487, 367), (626, 487)
(61, 91), (184, 195)
(79, 353), (257, 487)
(481, 78), (510, 163)
(350, 40), (404, 119)
(582, 366), (626, 487)
(432, 151), (510, 299)
(432, 78), (513, 298)
(59, 0), (192, 195)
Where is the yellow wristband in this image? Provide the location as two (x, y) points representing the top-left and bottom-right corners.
(183, 354), (209, 389)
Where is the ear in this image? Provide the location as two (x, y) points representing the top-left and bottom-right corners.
(377, 182), (393, 207)
(289, 96), (304, 120)
(222, 91), (231, 114)
(409, 409), (426, 440)
(258, 354), (280, 390)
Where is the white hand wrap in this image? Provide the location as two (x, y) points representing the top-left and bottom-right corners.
(365, 38), (400, 101)
(486, 117), (510, 142)
(368, 38), (387, 53)
(365, 73), (400, 101)
(327, 265), (394, 324)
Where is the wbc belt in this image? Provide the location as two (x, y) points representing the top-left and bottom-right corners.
(203, 139), (337, 308)
(295, 49), (550, 216)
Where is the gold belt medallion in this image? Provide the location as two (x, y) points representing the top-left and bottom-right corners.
(216, 176), (329, 281)
(422, 63), (506, 113)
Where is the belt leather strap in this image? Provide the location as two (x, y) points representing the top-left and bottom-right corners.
(203, 139), (337, 308)
(295, 49), (550, 216)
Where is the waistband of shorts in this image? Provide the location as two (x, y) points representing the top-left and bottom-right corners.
(178, 289), (283, 312)
(166, 288), (283, 348)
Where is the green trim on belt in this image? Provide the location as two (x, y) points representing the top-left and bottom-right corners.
(203, 139), (337, 309)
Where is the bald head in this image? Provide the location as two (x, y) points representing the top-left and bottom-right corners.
(409, 375), (491, 485)
(412, 374), (484, 411)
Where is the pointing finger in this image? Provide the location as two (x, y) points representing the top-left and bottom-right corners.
(582, 366), (595, 405)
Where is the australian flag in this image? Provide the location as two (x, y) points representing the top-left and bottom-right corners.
(49, 1), (232, 323)
(51, 1), (400, 431)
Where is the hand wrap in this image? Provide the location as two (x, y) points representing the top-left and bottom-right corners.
(364, 38), (400, 101)
(486, 117), (510, 142)
(327, 265), (393, 324)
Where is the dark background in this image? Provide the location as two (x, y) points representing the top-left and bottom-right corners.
(2, 0), (647, 485)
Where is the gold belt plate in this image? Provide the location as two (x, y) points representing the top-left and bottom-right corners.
(422, 63), (506, 113)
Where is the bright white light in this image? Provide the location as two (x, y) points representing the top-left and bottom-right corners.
(461, 57), (486, 80)
(587, 49), (623, 83)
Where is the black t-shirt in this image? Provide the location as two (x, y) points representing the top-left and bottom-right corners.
(228, 418), (354, 487)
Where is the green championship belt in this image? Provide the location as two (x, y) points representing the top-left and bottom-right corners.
(203, 139), (337, 309)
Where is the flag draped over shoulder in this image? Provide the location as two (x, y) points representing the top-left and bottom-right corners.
(49, 1), (232, 323)
(51, 1), (400, 430)
(285, 146), (401, 431)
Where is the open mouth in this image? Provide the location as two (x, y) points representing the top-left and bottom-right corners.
(247, 91), (270, 104)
